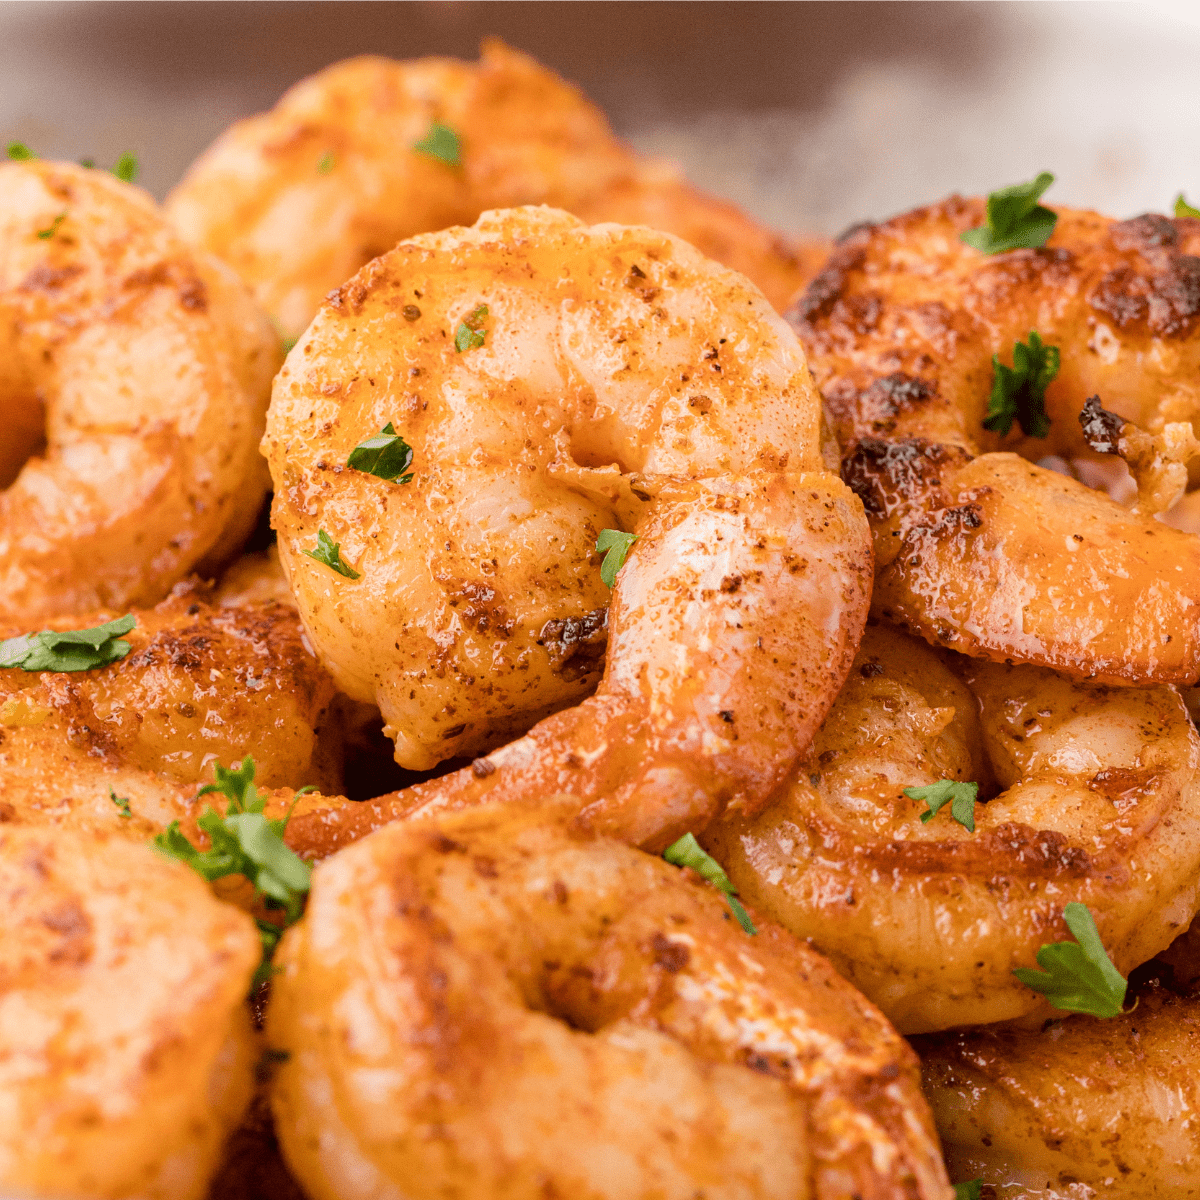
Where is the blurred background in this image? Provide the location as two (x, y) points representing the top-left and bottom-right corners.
(3, 0), (1200, 236)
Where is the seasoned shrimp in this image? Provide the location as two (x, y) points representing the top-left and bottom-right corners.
(789, 199), (1200, 683)
(166, 41), (811, 337)
(0, 825), (259, 1200)
(214, 546), (296, 609)
(917, 973), (1200, 1198)
(704, 624), (1200, 1033)
(268, 799), (951, 1200)
(266, 206), (870, 848)
(0, 160), (279, 623)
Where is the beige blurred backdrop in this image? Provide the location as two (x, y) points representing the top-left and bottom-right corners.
(2, 1), (1200, 235)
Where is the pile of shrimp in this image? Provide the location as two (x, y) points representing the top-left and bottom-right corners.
(7, 35), (1200, 1200)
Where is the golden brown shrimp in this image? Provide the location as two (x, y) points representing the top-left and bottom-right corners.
(916, 972), (1200, 1198)
(704, 624), (1200, 1033)
(788, 198), (1200, 684)
(268, 799), (951, 1200)
(0, 825), (260, 1200)
(265, 206), (870, 849)
(166, 40), (811, 337)
(214, 545), (296, 609)
(0, 160), (279, 624)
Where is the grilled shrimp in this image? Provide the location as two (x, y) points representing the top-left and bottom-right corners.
(0, 160), (279, 623)
(265, 205), (870, 849)
(704, 624), (1200, 1033)
(166, 40), (811, 337)
(268, 799), (951, 1200)
(789, 199), (1200, 684)
(0, 825), (259, 1200)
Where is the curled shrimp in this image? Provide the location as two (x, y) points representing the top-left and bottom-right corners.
(788, 199), (1200, 683)
(703, 623), (1200, 1033)
(268, 799), (951, 1200)
(265, 205), (871, 849)
(0, 160), (279, 624)
(0, 825), (259, 1199)
(166, 40), (812, 337)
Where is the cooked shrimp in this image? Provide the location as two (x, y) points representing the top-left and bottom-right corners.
(166, 40), (811, 337)
(916, 974), (1200, 1198)
(0, 160), (279, 623)
(268, 799), (951, 1200)
(704, 624), (1200, 1033)
(265, 206), (870, 847)
(789, 199), (1200, 684)
(214, 545), (296, 609)
(0, 825), (259, 1200)
(0, 583), (342, 838)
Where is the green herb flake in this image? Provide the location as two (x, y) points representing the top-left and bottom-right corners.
(904, 779), (979, 833)
(961, 172), (1057, 254)
(1175, 193), (1200, 219)
(112, 152), (138, 183)
(453, 304), (489, 353)
(412, 121), (462, 168)
(36, 211), (66, 240)
(953, 1183), (983, 1200)
(347, 422), (414, 482)
(595, 529), (639, 588)
(78, 157), (95, 169)
(6, 142), (34, 161)
(282, 335), (298, 354)
(664, 832), (757, 935)
(1012, 902), (1128, 1018)
(0, 614), (136, 673)
(109, 787), (133, 819)
(302, 529), (360, 579)
(317, 151), (336, 175)
(984, 330), (1059, 438)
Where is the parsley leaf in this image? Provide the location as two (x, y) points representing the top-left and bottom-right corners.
(1012, 902), (1128, 1018)
(596, 529), (639, 588)
(961, 172), (1057, 254)
(6, 142), (34, 161)
(984, 330), (1058, 438)
(112, 152), (138, 183)
(413, 121), (462, 168)
(282, 335), (298, 354)
(36, 211), (66, 240)
(109, 787), (133, 819)
(0, 614), (136, 672)
(664, 832), (757, 935)
(347, 422), (414, 482)
(953, 1184), (982, 1200)
(454, 304), (488, 352)
(317, 151), (335, 175)
(302, 529), (360, 579)
(1175, 193), (1200, 219)
(904, 779), (979, 833)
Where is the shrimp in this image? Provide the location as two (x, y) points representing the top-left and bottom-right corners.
(166, 40), (812, 337)
(788, 198), (1200, 684)
(916, 971), (1200, 1198)
(0, 160), (280, 623)
(267, 799), (951, 1200)
(703, 623), (1200, 1033)
(214, 546), (296, 609)
(0, 825), (260, 1200)
(265, 205), (871, 848)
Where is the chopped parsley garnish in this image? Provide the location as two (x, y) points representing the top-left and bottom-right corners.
(984, 330), (1058, 438)
(302, 529), (360, 579)
(596, 529), (639, 588)
(36, 212), (66, 240)
(0, 614), (135, 672)
(317, 151), (336, 175)
(112, 152), (138, 183)
(664, 833), (757, 935)
(904, 779), (979, 833)
(1012, 902), (1128, 1018)
(282, 335), (298, 353)
(153, 757), (315, 989)
(1175, 193), (1200, 219)
(453, 304), (488, 352)
(109, 787), (133, 819)
(78, 157), (95, 169)
(961, 172), (1057, 254)
(953, 1183), (982, 1200)
(413, 121), (462, 168)
(6, 142), (34, 161)
(346, 422), (414, 482)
